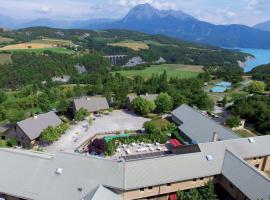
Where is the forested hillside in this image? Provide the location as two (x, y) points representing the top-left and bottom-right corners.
(250, 63), (270, 89)
(0, 27), (249, 66)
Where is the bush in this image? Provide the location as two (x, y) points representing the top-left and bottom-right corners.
(40, 123), (69, 143)
(74, 108), (89, 121)
(226, 116), (241, 128)
(88, 138), (106, 155)
(6, 137), (17, 147)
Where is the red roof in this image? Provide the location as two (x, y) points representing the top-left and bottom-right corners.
(169, 139), (182, 148)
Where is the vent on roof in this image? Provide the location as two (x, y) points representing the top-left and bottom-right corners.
(55, 168), (63, 175)
(206, 155), (213, 161)
(248, 137), (255, 143)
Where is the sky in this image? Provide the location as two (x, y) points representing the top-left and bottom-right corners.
(1, 0), (270, 26)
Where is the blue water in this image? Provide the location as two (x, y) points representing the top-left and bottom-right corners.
(237, 48), (270, 72)
(210, 81), (232, 93)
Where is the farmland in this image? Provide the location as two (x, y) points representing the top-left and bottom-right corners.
(0, 38), (75, 54)
(0, 36), (14, 43)
(115, 64), (204, 79)
(108, 40), (149, 51)
(0, 54), (12, 64)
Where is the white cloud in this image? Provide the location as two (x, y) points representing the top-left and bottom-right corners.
(34, 6), (52, 14)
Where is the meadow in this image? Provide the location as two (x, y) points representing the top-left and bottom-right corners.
(0, 38), (75, 54)
(115, 64), (204, 79)
(108, 40), (149, 51)
(0, 54), (12, 64)
(0, 36), (14, 43)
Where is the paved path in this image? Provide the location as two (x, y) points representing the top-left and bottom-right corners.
(44, 110), (150, 153)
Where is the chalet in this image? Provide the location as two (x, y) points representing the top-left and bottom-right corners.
(14, 112), (62, 148)
(73, 96), (109, 113)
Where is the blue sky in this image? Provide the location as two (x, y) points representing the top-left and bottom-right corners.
(1, 0), (270, 25)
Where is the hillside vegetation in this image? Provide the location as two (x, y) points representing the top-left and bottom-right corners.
(0, 27), (249, 67)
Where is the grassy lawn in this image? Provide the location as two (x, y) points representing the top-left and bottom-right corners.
(115, 64), (204, 79)
(108, 40), (149, 51)
(31, 38), (75, 46)
(0, 53), (12, 64)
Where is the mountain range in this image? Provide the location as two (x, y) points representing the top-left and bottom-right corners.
(1, 4), (270, 49)
(254, 20), (270, 32)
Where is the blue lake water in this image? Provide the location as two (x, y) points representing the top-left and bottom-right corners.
(237, 48), (270, 72)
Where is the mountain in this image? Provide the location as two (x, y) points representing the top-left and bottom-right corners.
(254, 20), (270, 31)
(0, 13), (115, 30)
(86, 4), (270, 49)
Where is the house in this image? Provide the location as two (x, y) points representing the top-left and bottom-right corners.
(0, 124), (13, 140)
(73, 96), (109, 113)
(171, 104), (239, 143)
(154, 57), (166, 64)
(127, 94), (158, 109)
(14, 111), (62, 148)
(124, 56), (145, 68)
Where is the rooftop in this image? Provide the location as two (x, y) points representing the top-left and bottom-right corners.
(17, 111), (62, 140)
(172, 104), (239, 143)
(73, 96), (109, 113)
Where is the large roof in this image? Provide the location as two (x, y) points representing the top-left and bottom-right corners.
(0, 136), (269, 199)
(222, 151), (270, 200)
(17, 112), (62, 140)
(171, 104), (239, 143)
(0, 149), (123, 200)
(74, 97), (109, 113)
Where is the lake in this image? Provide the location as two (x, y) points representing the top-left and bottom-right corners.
(237, 48), (270, 72)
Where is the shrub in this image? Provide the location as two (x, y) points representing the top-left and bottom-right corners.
(6, 137), (17, 147)
(74, 108), (89, 121)
(40, 123), (69, 143)
(88, 138), (106, 155)
(226, 116), (241, 128)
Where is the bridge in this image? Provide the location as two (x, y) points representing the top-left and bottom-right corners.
(104, 55), (127, 65)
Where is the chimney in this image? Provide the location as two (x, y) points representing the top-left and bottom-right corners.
(212, 132), (218, 142)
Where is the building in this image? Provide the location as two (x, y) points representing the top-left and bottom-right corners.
(14, 112), (62, 148)
(73, 96), (109, 113)
(171, 104), (239, 143)
(124, 57), (145, 68)
(0, 104), (269, 200)
(127, 94), (158, 109)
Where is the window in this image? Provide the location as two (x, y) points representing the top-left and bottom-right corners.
(253, 157), (257, 160)
(255, 164), (260, 168)
(229, 183), (234, 189)
(140, 188), (144, 192)
(200, 178), (204, 181)
(259, 157), (262, 159)
(167, 183), (171, 187)
(1, 135), (5, 140)
(148, 186), (153, 190)
(193, 179), (197, 182)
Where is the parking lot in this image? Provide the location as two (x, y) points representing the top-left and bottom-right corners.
(44, 110), (150, 153)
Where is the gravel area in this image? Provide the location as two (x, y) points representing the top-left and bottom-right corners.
(44, 110), (150, 153)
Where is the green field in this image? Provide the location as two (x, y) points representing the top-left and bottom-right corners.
(115, 64), (204, 79)
(0, 54), (12, 64)
(0, 47), (74, 54)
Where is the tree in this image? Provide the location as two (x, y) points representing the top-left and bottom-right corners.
(74, 108), (89, 121)
(5, 110), (25, 125)
(40, 126), (58, 143)
(155, 93), (173, 113)
(131, 97), (156, 116)
(6, 137), (17, 147)
(0, 90), (7, 103)
(226, 116), (241, 128)
(248, 81), (266, 93)
(200, 181), (218, 200)
(57, 100), (70, 114)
